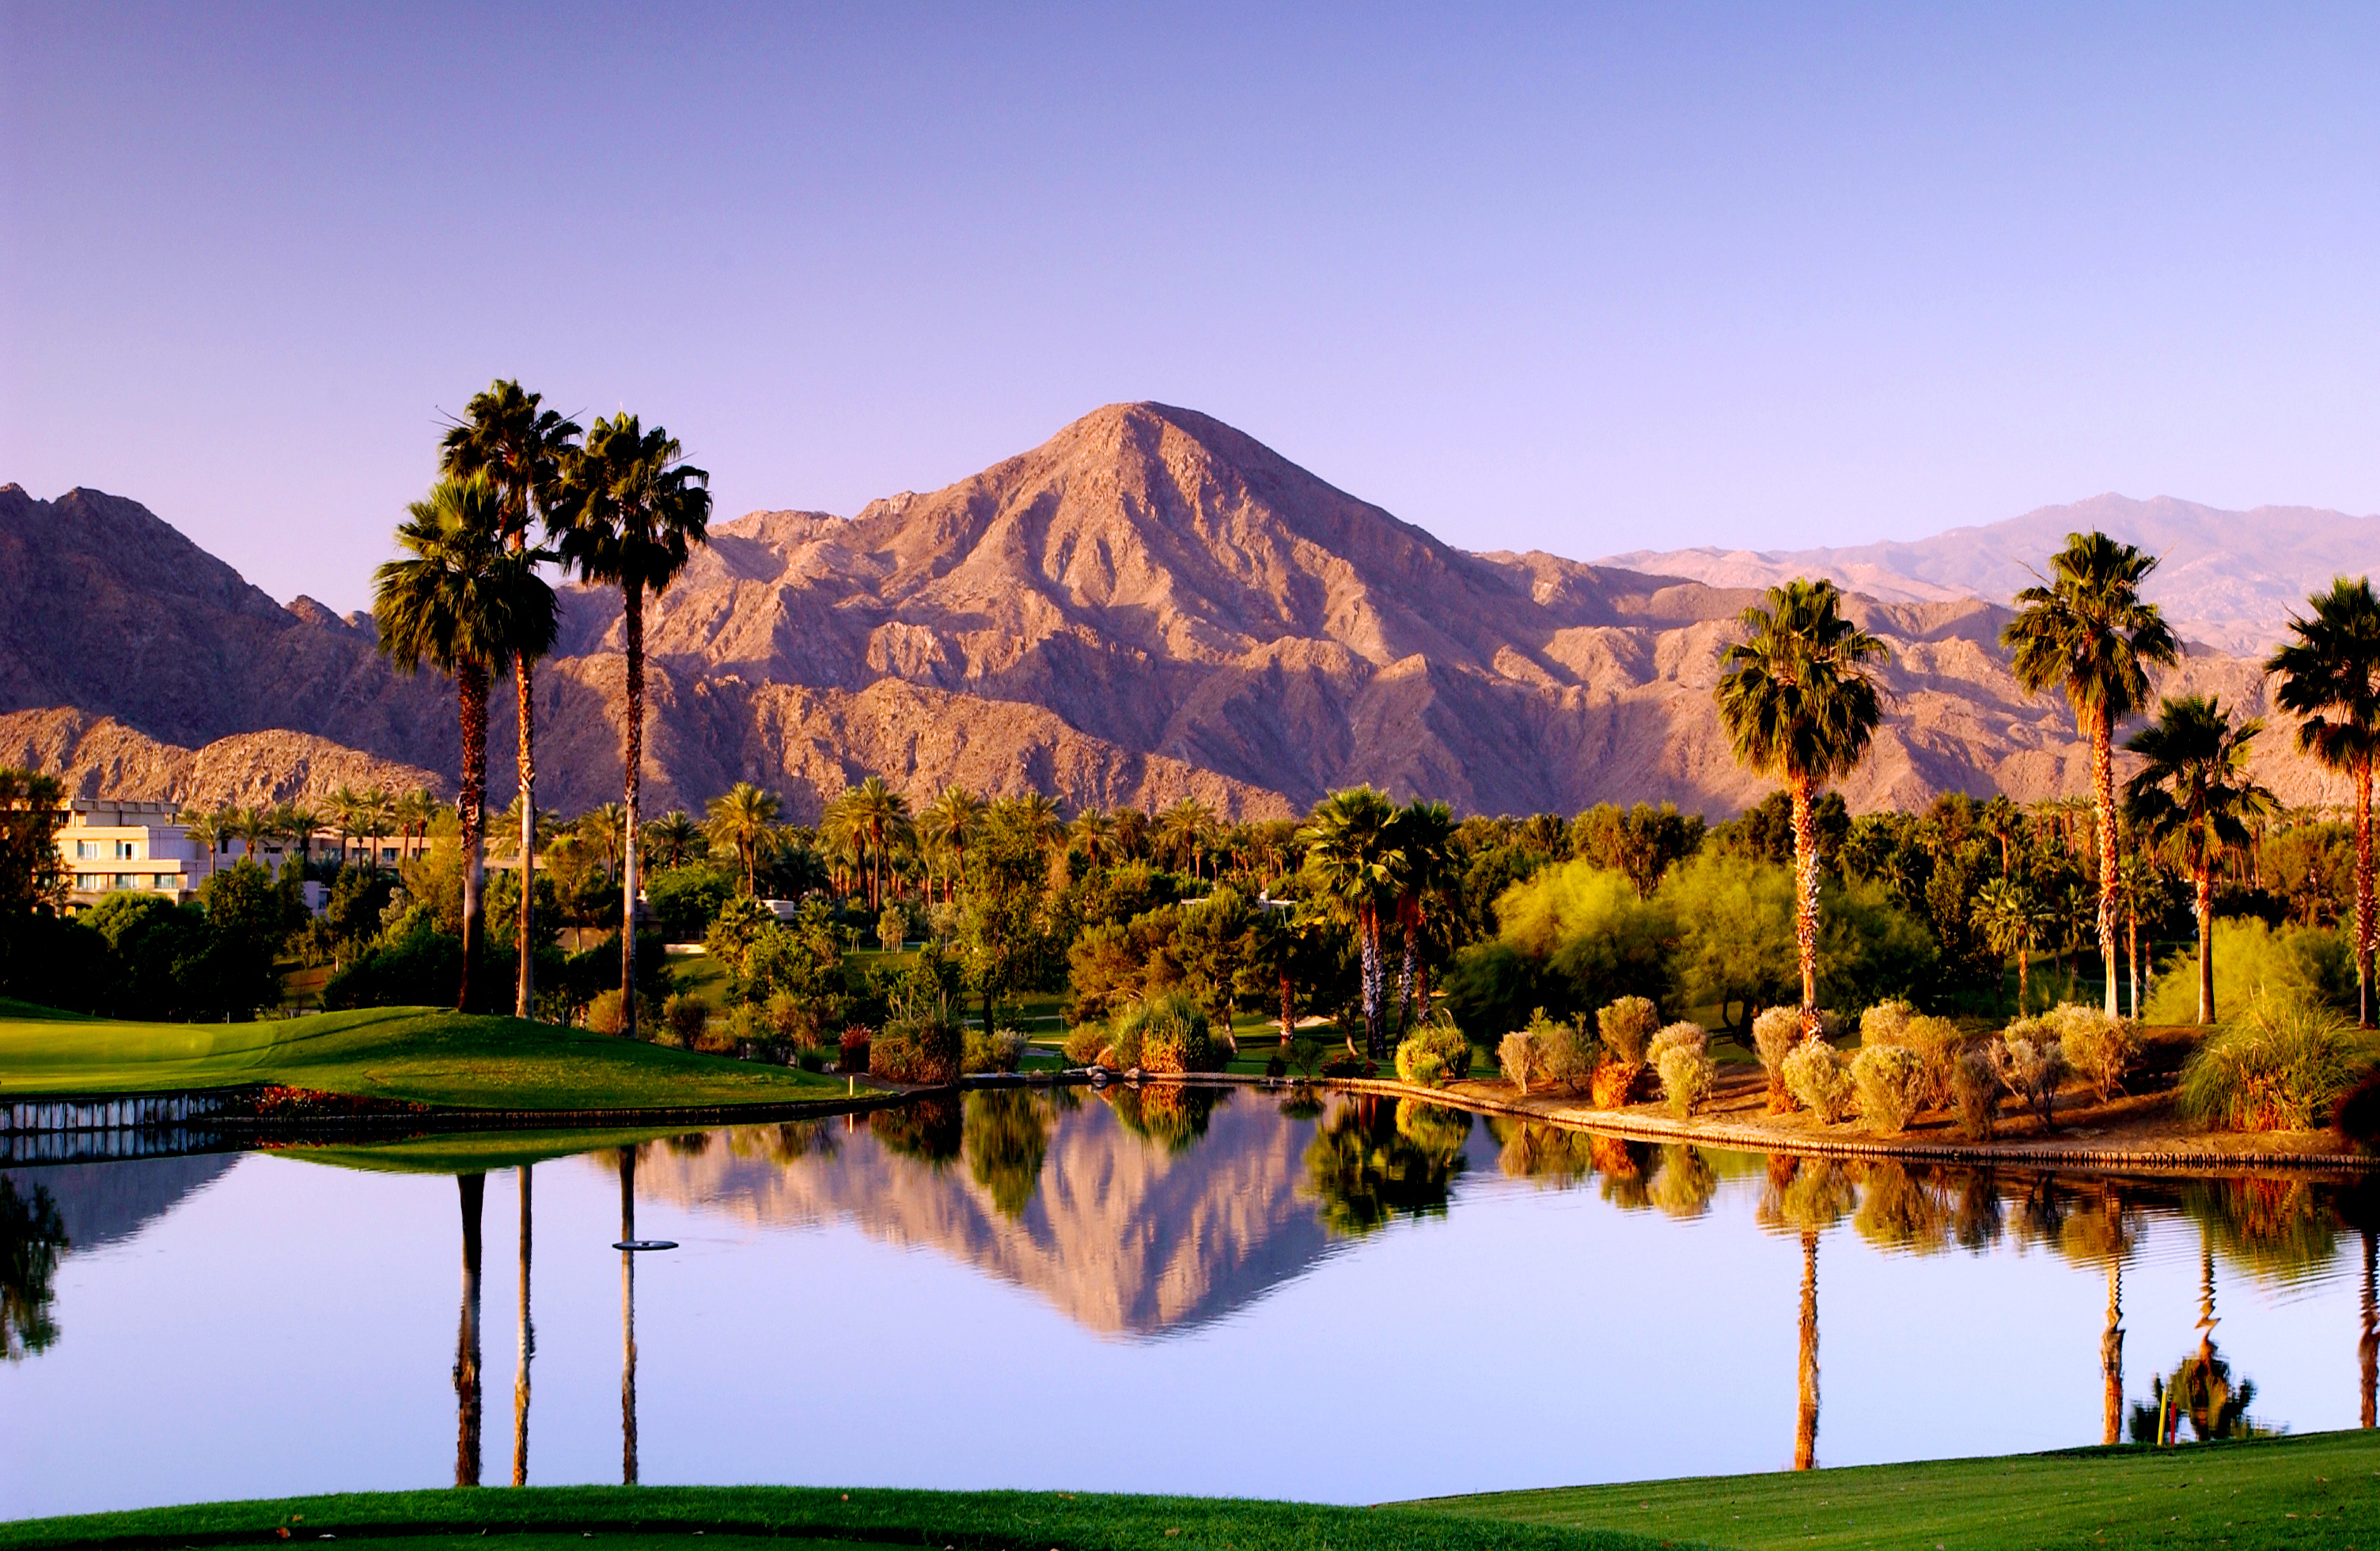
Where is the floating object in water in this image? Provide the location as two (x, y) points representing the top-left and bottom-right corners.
(612, 1239), (678, 1251)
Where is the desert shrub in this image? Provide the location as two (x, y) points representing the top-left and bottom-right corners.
(838, 1023), (874, 1072)
(756, 988), (805, 1044)
(1651, 1022), (1715, 1117)
(720, 1000), (764, 1049)
(1286, 1033), (1325, 1077)
(867, 1030), (920, 1082)
(1319, 1049), (1377, 1079)
(1752, 1006), (1803, 1109)
(1396, 1017), (1473, 1088)
(2179, 998), (2371, 1132)
(1781, 1039), (1855, 1124)
(2043, 1002), (2138, 1102)
(1597, 996), (1661, 1066)
(964, 1026), (1029, 1075)
(658, 992), (707, 1049)
(1112, 992), (1224, 1074)
(1949, 1046), (1999, 1140)
(585, 988), (627, 1035)
(2144, 919), (2356, 1024)
(2335, 1068), (2380, 1152)
(1862, 1003), (1964, 1110)
(1988, 1024), (2067, 1128)
(872, 995), (961, 1084)
(1850, 1044), (1925, 1136)
(1499, 1031), (1544, 1094)
(1526, 1007), (1597, 1095)
(1063, 1022), (1110, 1067)
(1859, 999), (1917, 1045)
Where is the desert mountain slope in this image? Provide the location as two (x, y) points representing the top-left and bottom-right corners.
(1601, 492), (2380, 656)
(0, 707), (442, 810)
(2, 410), (2354, 820)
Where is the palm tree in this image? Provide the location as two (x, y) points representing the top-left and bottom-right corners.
(2268, 577), (2380, 1027)
(1715, 578), (1890, 1028)
(2125, 694), (2276, 1024)
(551, 414), (711, 1040)
(375, 473), (559, 1011)
(1007, 791), (1065, 859)
(453, 1172), (486, 1488)
(279, 805), (325, 871)
(445, 382), (582, 1018)
(1069, 808), (1116, 874)
(642, 810), (701, 871)
(1388, 799), (1456, 1032)
(581, 802), (627, 880)
(397, 787), (438, 863)
(1974, 874), (2048, 1013)
(2003, 533), (2180, 1016)
(2114, 850), (2162, 1018)
(1160, 798), (1219, 880)
(513, 1164), (534, 1487)
(1298, 786), (1403, 1059)
(325, 784), (364, 870)
(358, 788), (396, 872)
(704, 783), (783, 895)
(921, 786), (987, 902)
(842, 776), (914, 912)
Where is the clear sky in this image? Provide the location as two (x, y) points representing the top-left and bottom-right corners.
(5, 3), (2376, 613)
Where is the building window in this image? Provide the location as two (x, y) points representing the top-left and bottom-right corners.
(78, 873), (104, 891)
(153, 874), (176, 889)
(112, 873), (136, 890)
(116, 840), (138, 859)
(75, 840), (100, 859)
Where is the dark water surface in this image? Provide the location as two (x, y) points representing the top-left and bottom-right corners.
(3, 1086), (2375, 1518)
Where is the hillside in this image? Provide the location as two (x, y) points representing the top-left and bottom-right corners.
(0, 410), (2355, 820)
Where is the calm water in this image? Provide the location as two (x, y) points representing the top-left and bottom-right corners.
(3, 1086), (2376, 1519)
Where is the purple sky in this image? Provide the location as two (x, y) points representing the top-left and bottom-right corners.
(5, 3), (2377, 613)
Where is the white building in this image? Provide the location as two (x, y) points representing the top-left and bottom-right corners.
(58, 798), (219, 908)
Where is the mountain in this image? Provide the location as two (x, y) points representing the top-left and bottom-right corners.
(1600, 493), (2380, 657)
(0, 411), (2355, 820)
(0, 707), (441, 810)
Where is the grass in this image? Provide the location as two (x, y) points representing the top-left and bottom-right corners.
(0, 1485), (1666, 1551)
(0, 1005), (844, 1110)
(1413, 1428), (2380, 1550)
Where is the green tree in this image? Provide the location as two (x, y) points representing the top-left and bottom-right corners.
(0, 768), (68, 995)
(703, 783), (783, 895)
(921, 785), (987, 902)
(2125, 694), (2276, 1024)
(840, 776), (914, 912)
(2003, 532), (2180, 1015)
(641, 810), (703, 870)
(1973, 874), (2049, 1012)
(1387, 799), (1457, 1032)
(550, 415), (711, 1038)
(1298, 786), (1404, 1059)
(1715, 578), (1889, 1030)
(2268, 577), (2380, 1026)
(374, 473), (559, 1011)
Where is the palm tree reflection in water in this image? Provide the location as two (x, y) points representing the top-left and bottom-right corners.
(618, 1146), (638, 1486)
(514, 1164), (534, 1486)
(453, 1173), (484, 1488)
(1759, 1156), (1854, 1471)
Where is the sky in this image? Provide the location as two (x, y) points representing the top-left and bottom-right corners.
(5, 3), (2378, 613)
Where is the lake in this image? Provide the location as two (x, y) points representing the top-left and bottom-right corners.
(3, 1084), (2374, 1520)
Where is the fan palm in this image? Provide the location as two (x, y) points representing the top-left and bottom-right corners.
(1160, 798), (1219, 880)
(1006, 791), (1064, 856)
(1388, 799), (1457, 1031)
(703, 783), (783, 895)
(642, 810), (702, 871)
(325, 784), (365, 870)
(1973, 874), (2049, 1013)
(2003, 532), (2179, 1014)
(1298, 785), (1404, 1059)
(841, 776), (914, 911)
(2125, 694), (2275, 1023)
(374, 472), (559, 1011)
(1069, 808), (1117, 873)
(444, 381), (581, 1017)
(1715, 578), (1889, 1027)
(279, 806), (325, 870)
(920, 786), (987, 902)
(580, 802), (628, 879)
(2268, 577), (2380, 1026)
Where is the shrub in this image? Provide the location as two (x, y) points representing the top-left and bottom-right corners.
(1850, 1044), (1925, 1136)
(1652, 1022), (1715, 1117)
(838, 1023), (874, 1072)
(584, 988), (627, 1035)
(1781, 1039), (1855, 1124)
(964, 1026), (1029, 1075)
(1063, 1022), (1109, 1067)
(1597, 996), (1661, 1067)
(1523, 1007), (1597, 1095)
(1112, 992), (1224, 1074)
(722, 1001), (765, 1050)
(1752, 1006), (1803, 1109)
(762, 988), (811, 1045)
(660, 992), (707, 1049)
(1988, 1025), (2067, 1128)
(2178, 998), (2371, 1132)
(2336, 1068), (2380, 1152)
(2044, 1002), (2138, 1102)
(1319, 1050), (1377, 1079)
(877, 904), (908, 954)
(1286, 1033), (1325, 1076)
(1396, 1017), (1473, 1089)
(1499, 1031), (1544, 1094)
(1862, 1003), (1964, 1110)
(1859, 999), (1917, 1045)
(2143, 919), (2356, 1024)
(1949, 1046), (1998, 1141)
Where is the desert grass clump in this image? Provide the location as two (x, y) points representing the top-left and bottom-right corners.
(1859, 999), (1918, 1045)
(1752, 1006), (1803, 1112)
(1651, 1021), (1716, 1117)
(1396, 1015), (1473, 1088)
(2178, 997), (2370, 1132)
(1594, 995), (1659, 1105)
(1111, 992), (1225, 1075)
(1949, 1046), (1999, 1140)
(1849, 1044), (1926, 1135)
(1782, 1038), (1855, 1124)
(2043, 1001), (2139, 1102)
(1498, 1030), (1544, 1094)
(1988, 1021), (2067, 1128)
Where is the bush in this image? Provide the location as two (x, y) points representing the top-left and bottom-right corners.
(1597, 996), (1660, 1066)
(1752, 1006), (1802, 1109)
(2336, 1068), (2380, 1152)
(722, 1001), (765, 1049)
(763, 988), (810, 1045)
(2178, 998), (2371, 1132)
(1063, 1022), (1110, 1067)
(1782, 1039), (1855, 1124)
(964, 1026), (1030, 1075)
(1859, 999), (1917, 1045)
(2044, 1002), (2138, 1102)
(838, 1024), (874, 1072)
(1651, 1022), (1715, 1117)
(877, 904), (908, 954)
(1861, 1003), (1963, 1110)
(1319, 1050), (1377, 1079)
(1850, 1045), (1925, 1136)
(1537, 1010), (1597, 1096)
(1111, 992), (1225, 1074)
(2143, 919), (2356, 1024)
(1395, 1017), (1473, 1088)
(661, 992), (707, 1049)
(1499, 1031), (1543, 1094)
(1286, 1033), (1325, 1076)
(585, 988), (627, 1035)
(1988, 1024), (2067, 1128)
(1949, 1046), (1998, 1140)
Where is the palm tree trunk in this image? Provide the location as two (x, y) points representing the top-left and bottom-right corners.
(1359, 906), (1385, 1060)
(620, 586), (642, 1040)
(453, 1172), (485, 1488)
(1279, 969), (1295, 1051)
(1396, 901), (1419, 1038)
(2093, 713), (2121, 1017)
(513, 1163), (533, 1487)
(457, 662), (491, 1013)
(1794, 1229), (1819, 1471)
(516, 654), (537, 1020)
(2357, 755), (2374, 1029)
(2017, 946), (2029, 1014)
(1790, 775), (1820, 1029)
(2196, 861), (2215, 1025)
(2128, 896), (2142, 1020)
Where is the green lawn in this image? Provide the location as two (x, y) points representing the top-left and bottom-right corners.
(0, 1006), (843, 1110)
(1414, 1429), (2380, 1550)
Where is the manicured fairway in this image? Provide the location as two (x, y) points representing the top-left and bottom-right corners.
(0, 1005), (841, 1109)
(1414, 1428), (2380, 1550)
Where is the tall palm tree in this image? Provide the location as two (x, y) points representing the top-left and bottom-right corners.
(1388, 799), (1456, 1031)
(453, 1172), (485, 1488)
(1715, 578), (1890, 1028)
(1160, 797), (1219, 880)
(642, 810), (701, 871)
(279, 805), (325, 871)
(2114, 848), (2162, 1019)
(1006, 791), (1065, 859)
(551, 414), (710, 1040)
(704, 783), (783, 895)
(1298, 786), (1404, 1059)
(922, 786), (987, 902)
(842, 776), (914, 912)
(375, 473), (559, 1011)
(1974, 874), (2048, 1013)
(326, 784), (364, 870)
(2004, 533), (2180, 1016)
(1069, 808), (1117, 874)
(581, 802), (628, 881)
(445, 381), (582, 1019)
(358, 789), (396, 872)
(2269, 578), (2380, 1027)
(2126, 695), (2275, 1024)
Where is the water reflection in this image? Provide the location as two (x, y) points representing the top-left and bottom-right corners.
(1302, 1097), (1467, 1238)
(513, 1164), (532, 1487)
(617, 1147), (638, 1486)
(2, 1176), (66, 1360)
(453, 1174), (483, 1488)
(2130, 1242), (2271, 1442)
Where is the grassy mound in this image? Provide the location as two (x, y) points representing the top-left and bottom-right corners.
(0, 1005), (840, 1110)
